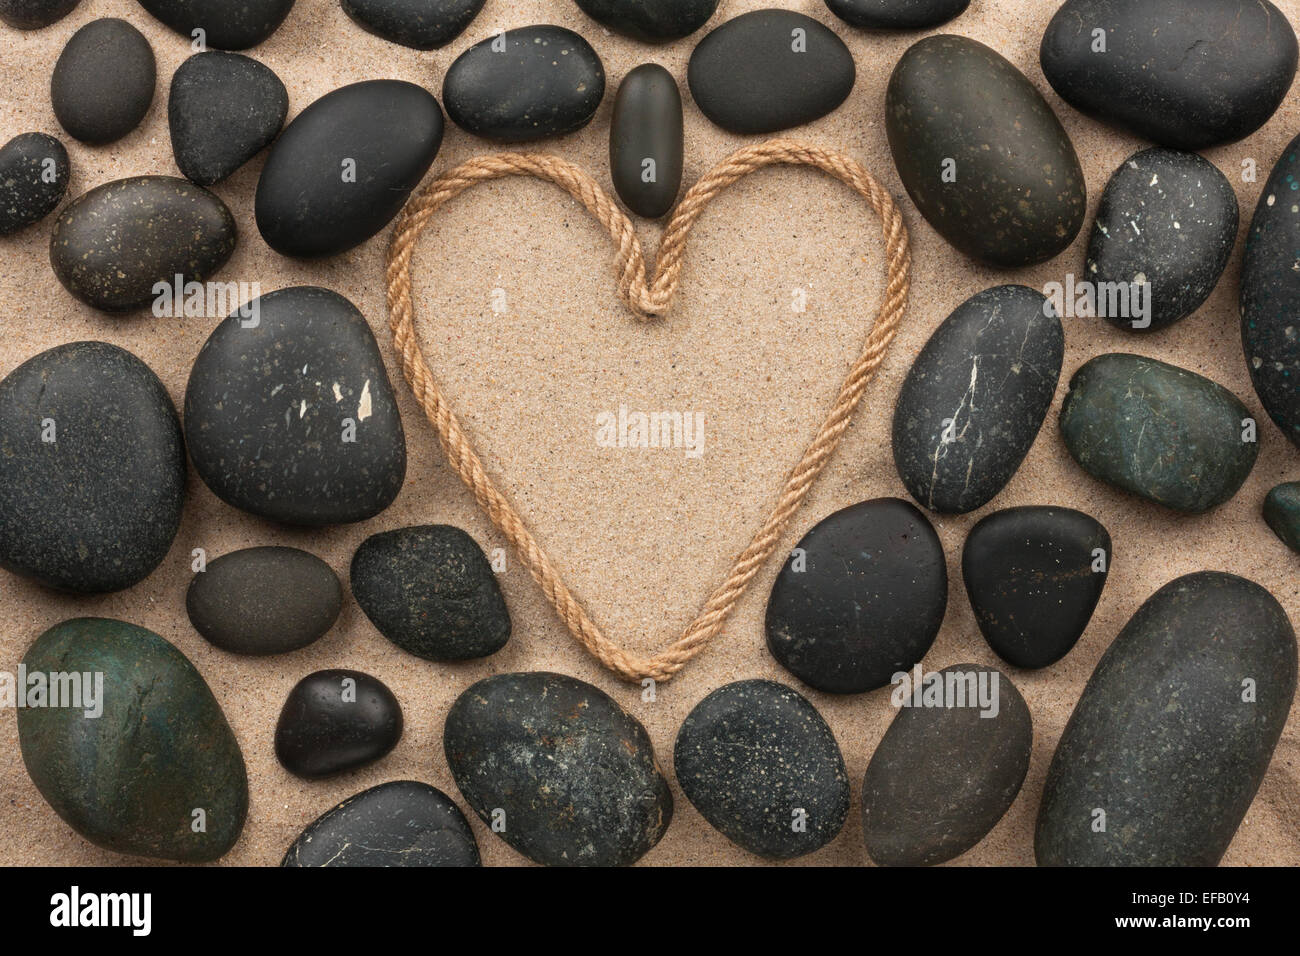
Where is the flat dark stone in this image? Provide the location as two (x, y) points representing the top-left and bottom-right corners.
(0, 342), (185, 594)
(687, 9), (855, 135)
(887, 34), (1085, 267)
(575, 0), (717, 41)
(50, 175), (237, 313)
(824, 0), (969, 30)
(962, 506), (1111, 669)
(18, 618), (248, 862)
(765, 497), (947, 694)
(169, 51), (287, 187)
(282, 781), (480, 867)
(184, 286), (407, 527)
(50, 17), (155, 146)
(187, 546), (342, 655)
(1263, 482), (1300, 554)
(0, 132), (69, 236)
(0, 0), (79, 29)
(136, 0), (296, 50)
(1087, 148), (1238, 333)
(1059, 353), (1258, 514)
(1040, 0), (1298, 151)
(892, 285), (1063, 514)
(444, 672), (673, 866)
(342, 0), (485, 49)
(610, 63), (683, 219)
(1242, 133), (1300, 447)
(863, 663), (1032, 866)
(255, 79), (442, 258)
(275, 669), (403, 778)
(442, 25), (604, 142)
(1036, 572), (1297, 866)
(673, 679), (849, 859)
(351, 525), (510, 662)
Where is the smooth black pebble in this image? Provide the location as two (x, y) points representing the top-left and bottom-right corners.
(575, 0), (717, 41)
(50, 17), (155, 146)
(0, 0), (79, 29)
(342, 0), (484, 49)
(0, 133), (69, 236)
(275, 669), (403, 778)
(136, 0), (295, 49)
(1264, 482), (1300, 554)
(610, 64), (683, 219)
(824, 0), (969, 29)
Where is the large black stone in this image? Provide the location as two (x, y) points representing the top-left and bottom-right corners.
(275, 669), (404, 778)
(50, 18), (155, 146)
(824, 0), (969, 30)
(0, 132), (69, 236)
(0, 0), (79, 29)
(610, 63), (683, 220)
(136, 0), (296, 50)
(341, 0), (485, 49)
(575, 0), (717, 41)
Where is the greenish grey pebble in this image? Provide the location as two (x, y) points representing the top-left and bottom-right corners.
(1263, 481), (1300, 553)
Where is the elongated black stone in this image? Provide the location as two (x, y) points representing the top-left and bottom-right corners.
(50, 18), (155, 146)
(0, 132), (69, 236)
(610, 64), (683, 219)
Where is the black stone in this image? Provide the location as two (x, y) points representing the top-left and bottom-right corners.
(687, 9), (855, 135)
(892, 285), (1064, 514)
(673, 679), (849, 859)
(824, 0), (968, 30)
(342, 0), (485, 49)
(765, 497), (947, 694)
(575, 0), (717, 41)
(282, 781), (480, 867)
(50, 175), (237, 312)
(255, 79), (442, 258)
(1059, 353), (1258, 514)
(1263, 482), (1300, 554)
(184, 286), (407, 526)
(1242, 133), (1300, 447)
(1036, 572), (1297, 866)
(863, 663), (1032, 866)
(50, 18), (155, 146)
(1087, 148), (1238, 333)
(962, 507), (1111, 669)
(275, 669), (404, 778)
(350, 525), (510, 662)
(445, 672), (672, 866)
(0, 0), (78, 29)
(0, 132), (69, 236)
(1041, 0), (1298, 151)
(610, 64), (682, 219)
(442, 25), (604, 143)
(169, 51), (287, 187)
(136, 0), (295, 50)
(0, 342), (185, 594)
(886, 34), (1086, 268)
(187, 546), (342, 655)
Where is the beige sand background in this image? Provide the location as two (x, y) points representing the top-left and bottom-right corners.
(0, 0), (1298, 867)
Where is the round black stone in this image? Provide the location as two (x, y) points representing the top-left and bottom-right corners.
(0, 132), (69, 236)
(824, 0), (969, 30)
(135, 0), (296, 50)
(574, 0), (717, 41)
(275, 669), (404, 779)
(0, 0), (79, 30)
(50, 17), (155, 146)
(610, 63), (683, 219)
(341, 0), (485, 49)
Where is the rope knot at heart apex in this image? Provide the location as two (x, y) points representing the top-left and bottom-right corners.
(384, 138), (912, 683)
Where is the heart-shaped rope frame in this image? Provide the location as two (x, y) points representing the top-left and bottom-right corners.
(385, 138), (911, 683)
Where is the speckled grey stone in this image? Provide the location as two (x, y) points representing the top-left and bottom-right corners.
(824, 0), (968, 30)
(0, 342), (185, 594)
(674, 679), (849, 859)
(136, 0), (296, 50)
(351, 525), (510, 662)
(0, 132), (69, 235)
(892, 285), (1064, 514)
(275, 669), (403, 779)
(0, 0), (79, 29)
(445, 672), (672, 866)
(50, 18), (155, 146)
(610, 64), (683, 220)
(575, 0), (716, 41)
(1087, 148), (1238, 332)
(342, 0), (485, 49)
(1264, 482), (1300, 554)
(1036, 572), (1297, 866)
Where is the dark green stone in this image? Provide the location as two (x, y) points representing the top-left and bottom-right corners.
(17, 618), (249, 862)
(1059, 353), (1258, 513)
(1036, 572), (1296, 866)
(886, 34), (1085, 267)
(610, 64), (683, 220)
(1263, 482), (1300, 554)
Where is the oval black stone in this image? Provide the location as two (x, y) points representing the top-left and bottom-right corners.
(863, 663), (1032, 866)
(0, 342), (185, 594)
(50, 175), (237, 313)
(824, 0), (969, 30)
(886, 34), (1086, 267)
(0, 132), (69, 236)
(1036, 572), (1297, 866)
(282, 781), (480, 867)
(673, 679), (849, 859)
(1263, 482), (1300, 554)
(136, 0), (296, 50)
(892, 285), (1064, 514)
(0, 0), (79, 29)
(187, 546), (342, 655)
(169, 51), (288, 187)
(610, 63), (683, 220)
(255, 79), (443, 258)
(50, 17), (155, 146)
(1040, 0), (1298, 151)
(962, 506), (1111, 669)
(1086, 148), (1238, 333)
(350, 525), (510, 662)
(445, 672), (673, 866)
(687, 9), (855, 135)
(184, 286), (407, 526)
(765, 497), (947, 694)
(575, 0), (717, 41)
(275, 669), (404, 779)
(442, 25), (605, 143)
(342, 0), (485, 49)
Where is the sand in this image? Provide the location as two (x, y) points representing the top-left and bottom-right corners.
(0, 0), (1297, 867)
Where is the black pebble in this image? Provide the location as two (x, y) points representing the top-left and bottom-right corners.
(275, 669), (404, 778)
(0, 0), (79, 29)
(0, 133), (69, 236)
(574, 0), (717, 41)
(610, 63), (683, 219)
(136, 0), (296, 50)
(341, 0), (485, 49)
(1263, 482), (1300, 554)
(50, 18), (155, 146)
(824, 0), (969, 30)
